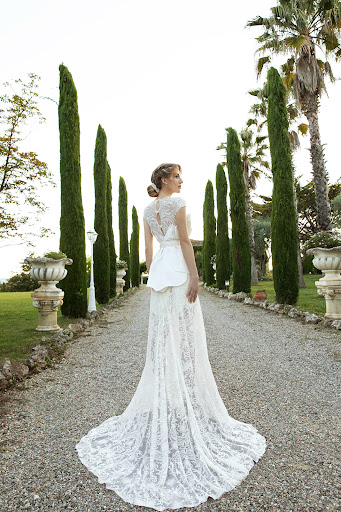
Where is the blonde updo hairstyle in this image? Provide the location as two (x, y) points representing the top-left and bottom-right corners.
(147, 163), (182, 197)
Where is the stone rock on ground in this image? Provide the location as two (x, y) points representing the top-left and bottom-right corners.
(10, 361), (29, 380)
(0, 359), (13, 390)
(305, 314), (321, 324)
(331, 319), (341, 330)
(68, 323), (85, 334)
(0, 358), (12, 379)
(0, 359), (29, 389)
(26, 345), (49, 370)
(0, 286), (340, 512)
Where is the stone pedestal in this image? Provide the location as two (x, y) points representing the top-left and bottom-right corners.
(307, 247), (341, 319)
(25, 257), (73, 332)
(116, 268), (127, 295)
(32, 288), (64, 331)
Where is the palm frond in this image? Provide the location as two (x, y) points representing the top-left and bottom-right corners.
(255, 136), (267, 145)
(247, 118), (258, 127)
(256, 56), (271, 77)
(284, 34), (312, 50)
(298, 123), (309, 135)
(324, 60), (335, 81)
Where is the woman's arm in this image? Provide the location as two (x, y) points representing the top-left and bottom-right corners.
(176, 207), (199, 303)
(144, 219), (153, 273)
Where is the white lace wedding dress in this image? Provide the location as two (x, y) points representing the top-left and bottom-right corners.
(76, 195), (266, 511)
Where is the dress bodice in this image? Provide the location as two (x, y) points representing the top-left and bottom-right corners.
(143, 196), (190, 292)
(143, 196), (187, 243)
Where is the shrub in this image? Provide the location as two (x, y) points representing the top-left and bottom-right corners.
(43, 251), (67, 259)
(2, 272), (36, 292)
(303, 231), (341, 252)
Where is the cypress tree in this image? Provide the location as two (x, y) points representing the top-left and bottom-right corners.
(107, 161), (117, 298)
(226, 128), (251, 293)
(119, 177), (130, 290)
(58, 64), (87, 317)
(267, 67), (298, 304)
(130, 206), (140, 287)
(203, 180), (216, 285)
(216, 164), (230, 289)
(202, 197), (206, 284)
(93, 125), (110, 304)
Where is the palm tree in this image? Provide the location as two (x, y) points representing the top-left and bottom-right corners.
(247, 0), (341, 231)
(240, 127), (269, 285)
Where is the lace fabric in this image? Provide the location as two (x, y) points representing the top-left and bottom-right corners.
(76, 277), (266, 511)
(143, 195), (187, 243)
(144, 196), (190, 293)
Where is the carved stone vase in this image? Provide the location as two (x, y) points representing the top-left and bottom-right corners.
(25, 257), (73, 331)
(307, 246), (341, 319)
(116, 268), (127, 295)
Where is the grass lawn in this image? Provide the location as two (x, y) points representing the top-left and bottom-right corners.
(0, 292), (82, 362)
(252, 274), (325, 316)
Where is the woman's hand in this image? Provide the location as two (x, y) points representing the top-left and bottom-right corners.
(186, 274), (199, 303)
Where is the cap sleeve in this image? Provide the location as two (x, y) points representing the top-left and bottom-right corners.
(174, 196), (186, 213)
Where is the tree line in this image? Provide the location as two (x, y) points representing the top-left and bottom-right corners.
(203, 0), (341, 305)
(59, 65), (139, 317)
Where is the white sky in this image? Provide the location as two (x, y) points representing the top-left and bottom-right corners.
(1, 0), (340, 278)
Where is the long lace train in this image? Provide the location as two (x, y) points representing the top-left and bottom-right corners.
(76, 279), (266, 511)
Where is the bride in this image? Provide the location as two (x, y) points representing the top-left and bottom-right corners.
(76, 163), (266, 511)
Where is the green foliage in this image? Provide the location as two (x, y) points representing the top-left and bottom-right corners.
(193, 245), (203, 278)
(215, 164), (230, 289)
(226, 128), (251, 293)
(267, 67), (299, 304)
(93, 125), (110, 304)
(140, 261), (147, 274)
(2, 272), (36, 292)
(247, 1), (341, 71)
(202, 200), (206, 284)
(119, 177), (130, 290)
(296, 180), (341, 242)
(302, 254), (322, 274)
(203, 180), (216, 285)
(0, 73), (54, 240)
(130, 206), (140, 287)
(194, 251), (203, 278)
(58, 64), (87, 317)
(43, 251), (67, 260)
(107, 162), (117, 298)
(303, 231), (341, 251)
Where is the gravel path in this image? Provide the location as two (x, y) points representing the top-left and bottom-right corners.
(0, 286), (340, 512)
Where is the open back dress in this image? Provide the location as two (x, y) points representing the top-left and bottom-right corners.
(76, 195), (266, 511)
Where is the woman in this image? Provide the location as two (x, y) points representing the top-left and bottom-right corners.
(76, 163), (266, 511)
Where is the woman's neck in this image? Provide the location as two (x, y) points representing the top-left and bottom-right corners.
(157, 192), (173, 200)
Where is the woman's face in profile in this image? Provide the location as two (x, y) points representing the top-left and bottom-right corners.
(166, 167), (183, 194)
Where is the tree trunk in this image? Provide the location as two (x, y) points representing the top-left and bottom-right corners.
(305, 108), (333, 231)
(291, 154), (306, 289)
(243, 162), (258, 285)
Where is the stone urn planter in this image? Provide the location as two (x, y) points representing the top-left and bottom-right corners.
(307, 246), (341, 319)
(25, 257), (73, 331)
(116, 267), (127, 295)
